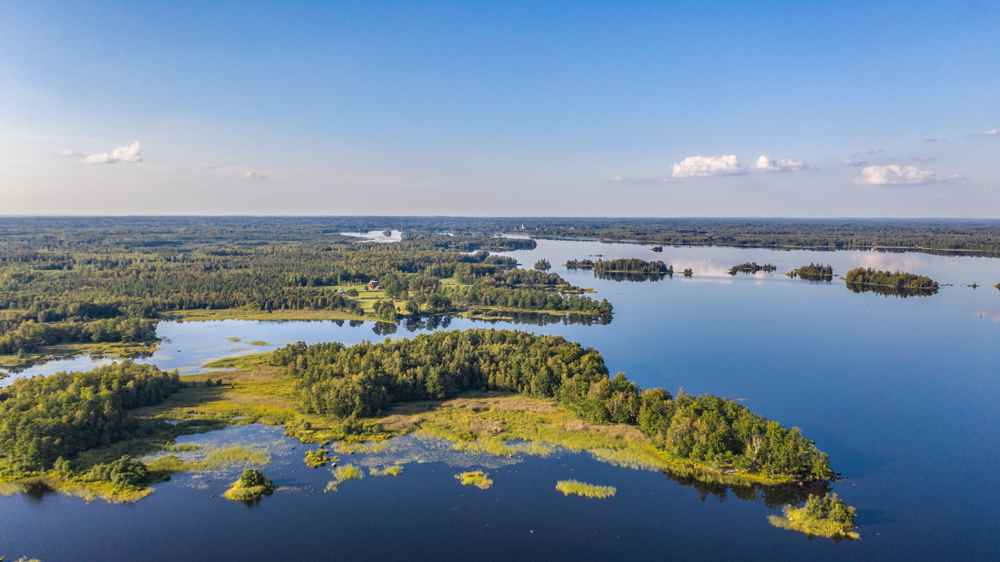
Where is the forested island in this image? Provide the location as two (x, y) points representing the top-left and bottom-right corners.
(844, 267), (939, 296)
(0, 329), (839, 502)
(592, 258), (672, 275)
(788, 263), (834, 281)
(727, 262), (776, 275)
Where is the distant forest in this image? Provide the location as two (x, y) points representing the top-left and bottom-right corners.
(3, 216), (1000, 255)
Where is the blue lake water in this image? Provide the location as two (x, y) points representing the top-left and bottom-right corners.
(2, 239), (998, 562)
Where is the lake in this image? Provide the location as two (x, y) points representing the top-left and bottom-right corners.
(2, 238), (998, 562)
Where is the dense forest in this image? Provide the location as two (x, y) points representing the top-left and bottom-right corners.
(727, 262), (777, 275)
(0, 362), (181, 471)
(844, 268), (939, 291)
(789, 263), (834, 281)
(269, 330), (833, 480)
(0, 219), (592, 358)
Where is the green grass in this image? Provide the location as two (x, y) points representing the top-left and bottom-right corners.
(247, 340), (271, 346)
(556, 480), (616, 498)
(226, 337), (241, 342)
(456, 471), (493, 489)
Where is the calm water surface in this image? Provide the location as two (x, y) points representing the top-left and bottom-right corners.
(2, 239), (998, 562)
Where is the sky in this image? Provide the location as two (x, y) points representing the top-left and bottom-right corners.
(1, 0), (998, 217)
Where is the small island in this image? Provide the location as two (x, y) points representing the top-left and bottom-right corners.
(565, 259), (596, 269)
(845, 267), (938, 295)
(534, 259), (551, 271)
(727, 262), (777, 275)
(769, 492), (858, 541)
(788, 263), (834, 281)
(223, 469), (276, 501)
(651, 246), (663, 252)
(592, 258), (672, 275)
(456, 471), (493, 489)
(682, 269), (693, 276)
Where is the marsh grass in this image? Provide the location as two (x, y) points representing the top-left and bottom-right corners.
(456, 471), (493, 489)
(325, 464), (365, 492)
(556, 480), (616, 498)
(200, 446), (271, 469)
(247, 340), (271, 346)
(226, 337), (241, 342)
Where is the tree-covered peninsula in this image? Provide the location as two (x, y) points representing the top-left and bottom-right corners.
(269, 329), (834, 481)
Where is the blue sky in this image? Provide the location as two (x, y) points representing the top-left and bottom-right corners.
(1, 0), (998, 216)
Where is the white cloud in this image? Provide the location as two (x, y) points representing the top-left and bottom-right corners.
(947, 173), (966, 180)
(751, 155), (811, 172)
(244, 171), (267, 179)
(671, 155), (743, 178)
(60, 141), (142, 164)
(909, 155), (936, 162)
(975, 128), (999, 136)
(853, 165), (936, 186)
(923, 138), (939, 143)
(840, 159), (869, 167)
(84, 141), (142, 164)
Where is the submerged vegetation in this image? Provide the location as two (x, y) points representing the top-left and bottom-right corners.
(727, 262), (776, 275)
(456, 470), (493, 489)
(369, 465), (404, 477)
(556, 480), (616, 498)
(768, 493), (858, 540)
(223, 468), (276, 501)
(788, 263), (834, 281)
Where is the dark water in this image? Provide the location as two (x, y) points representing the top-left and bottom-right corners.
(2, 239), (999, 562)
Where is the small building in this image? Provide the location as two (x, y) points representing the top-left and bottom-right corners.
(367, 280), (379, 290)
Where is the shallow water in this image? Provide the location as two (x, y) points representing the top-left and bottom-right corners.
(2, 239), (999, 562)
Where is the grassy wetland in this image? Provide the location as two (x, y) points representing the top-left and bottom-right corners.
(556, 480), (616, 498)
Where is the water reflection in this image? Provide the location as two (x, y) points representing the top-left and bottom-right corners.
(594, 271), (670, 283)
(845, 284), (938, 298)
(399, 312), (611, 330)
(662, 469), (832, 509)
